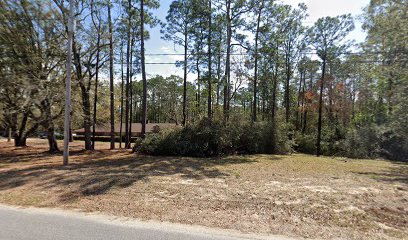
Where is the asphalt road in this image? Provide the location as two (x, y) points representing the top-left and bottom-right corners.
(0, 205), (292, 240)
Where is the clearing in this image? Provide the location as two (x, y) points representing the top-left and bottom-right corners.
(0, 138), (407, 239)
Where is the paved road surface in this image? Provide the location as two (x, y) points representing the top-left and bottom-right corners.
(0, 205), (293, 240)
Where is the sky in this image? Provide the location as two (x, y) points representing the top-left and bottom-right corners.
(141, 0), (370, 80)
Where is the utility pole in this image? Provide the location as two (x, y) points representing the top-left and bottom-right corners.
(140, 0), (147, 138)
(63, 0), (75, 166)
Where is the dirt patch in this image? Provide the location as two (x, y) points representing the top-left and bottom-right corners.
(0, 139), (407, 239)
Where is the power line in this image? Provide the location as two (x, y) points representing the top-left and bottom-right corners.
(144, 51), (400, 56)
(0, 48), (402, 57)
(1, 60), (404, 69)
(145, 62), (177, 65)
(145, 53), (249, 56)
(0, 18), (62, 21)
(107, 59), (408, 65)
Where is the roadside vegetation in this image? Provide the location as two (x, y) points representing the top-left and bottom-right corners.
(0, 139), (407, 239)
(0, 0), (407, 161)
(0, 0), (407, 239)
(135, 117), (292, 157)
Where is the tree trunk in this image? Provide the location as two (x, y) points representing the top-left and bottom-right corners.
(127, 37), (135, 149)
(328, 64), (334, 124)
(7, 128), (11, 142)
(316, 57), (326, 157)
(14, 116), (27, 147)
(14, 110), (31, 147)
(82, 87), (92, 150)
(15, 135), (27, 147)
(182, 30), (188, 126)
(196, 58), (201, 115)
(69, 111), (73, 142)
(262, 93), (266, 121)
(207, 0), (212, 119)
(387, 73), (393, 115)
(108, 0), (115, 149)
(119, 43), (124, 148)
(285, 54), (291, 123)
(301, 71), (307, 134)
(224, 1), (231, 123)
(252, 0), (264, 123)
(72, 38), (92, 150)
(47, 133), (59, 152)
(296, 70), (303, 130)
(271, 51), (279, 123)
(302, 109), (307, 134)
(261, 74), (267, 121)
(125, 0), (131, 147)
(216, 46), (221, 111)
(42, 98), (60, 152)
(13, 110), (27, 148)
(129, 90), (133, 147)
(303, 70), (314, 134)
(92, 26), (101, 150)
(271, 72), (277, 123)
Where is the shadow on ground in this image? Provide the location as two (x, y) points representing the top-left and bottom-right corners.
(354, 162), (408, 185)
(0, 149), (255, 202)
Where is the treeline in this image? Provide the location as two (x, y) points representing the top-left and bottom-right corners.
(0, 0), (407, 160)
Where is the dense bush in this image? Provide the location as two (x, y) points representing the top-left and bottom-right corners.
(135, 117), (406, 161)
(343, 123), (408, 161)
(135, 119), (228, 157)
(295, 124), (382, 158)
(295, 122), (407, 161)
(295, 134), (316, 154)
(134, 118), (292, 157)
(339, 124), (381, 159)
(380, 127), (408, 161)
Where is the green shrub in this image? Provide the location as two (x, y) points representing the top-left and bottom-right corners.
(339, 124), (380, 159)
(274, 122), (295, 154)
(134, 118), (293, 157)
(232, 122), (265, 154)
(295, 134), (316, 154)
(378, 122), (408, 161)
(135, 118), (229, 157)
(295, 123), (407, 161)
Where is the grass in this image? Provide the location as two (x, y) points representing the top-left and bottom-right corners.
(0, 138), (407, 239)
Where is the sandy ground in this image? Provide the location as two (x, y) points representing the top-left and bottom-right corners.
(0, 138), (407, 239)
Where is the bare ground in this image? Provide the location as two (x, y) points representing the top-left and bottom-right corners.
(0, 138), (407, 239)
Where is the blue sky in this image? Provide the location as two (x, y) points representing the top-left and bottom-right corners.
(142, 0), (370, 79)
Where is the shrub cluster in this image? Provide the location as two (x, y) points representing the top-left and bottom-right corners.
(134, 118), (292, 157)
(294, 123), (407, 161)
(340, 124), (407, 161)
(136, 117), (407, 161)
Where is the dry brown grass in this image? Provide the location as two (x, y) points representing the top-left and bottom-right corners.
(0, 138), (407, 239)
